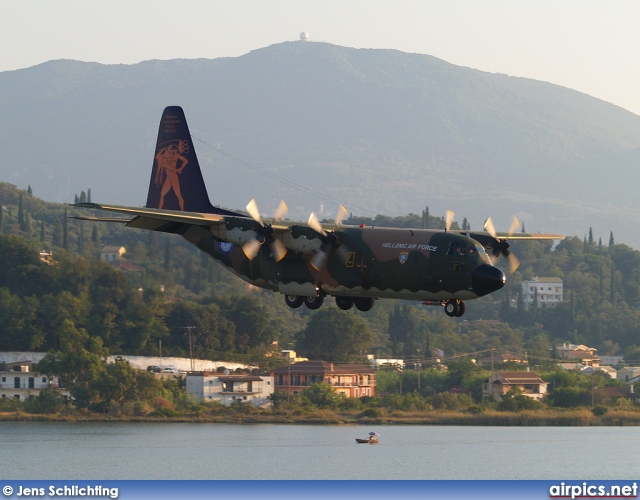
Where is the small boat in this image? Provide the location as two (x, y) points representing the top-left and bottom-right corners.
(356, 432), (379, 444)
(356, 438), (376, 444)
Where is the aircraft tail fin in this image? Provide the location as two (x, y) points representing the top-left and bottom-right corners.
(146, 106), (239, 216)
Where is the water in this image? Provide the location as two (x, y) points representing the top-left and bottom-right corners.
(1, 422), (639, 480)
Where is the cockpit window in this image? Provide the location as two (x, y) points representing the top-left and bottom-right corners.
(476, 244), (491, 264)
(447, 242), (466, 256)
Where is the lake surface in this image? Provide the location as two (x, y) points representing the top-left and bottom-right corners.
(1, 422), (639, 480)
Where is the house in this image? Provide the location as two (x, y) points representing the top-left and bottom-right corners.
(272, 360), (376, 398)
(521, 277), (563, 308)
(39, 250), (54, 265)
(186, 372), (274, 407)
(553, 343), (601, 367)
(0, 360), (69, 402)
(593, 385), (639, 405)
(617, 367), (640, 383)
(101, 245), (126, 262)
(482, 371), (548, 401)
(367, 355), (405, 371)
(479, 352), (528, 366)
(599, 355), (624, 367)
(581, 365), (617, 379)
(280, 349), (308, 363)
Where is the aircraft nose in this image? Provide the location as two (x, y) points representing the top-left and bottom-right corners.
(472, 264), (506, 297)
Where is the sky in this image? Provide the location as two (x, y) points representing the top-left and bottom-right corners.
(2, 1), (640, 115)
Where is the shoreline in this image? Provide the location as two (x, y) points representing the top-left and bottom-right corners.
(3, 408), (640, 426)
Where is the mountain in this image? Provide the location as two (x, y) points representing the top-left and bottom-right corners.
(1, 41), (640, 246)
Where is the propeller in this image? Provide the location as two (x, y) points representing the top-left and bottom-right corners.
(483, 216), (520, 273)
(307, 205), (348, 271)
(242, 199), (289, 262)
(445, 210), (455, 232)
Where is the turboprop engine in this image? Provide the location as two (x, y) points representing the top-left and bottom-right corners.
(281, 225), (324, 254)
(209, 217), (261, 245)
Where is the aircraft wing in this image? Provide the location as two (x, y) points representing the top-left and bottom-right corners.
(465, 230), (564, 244)
(71, 202), (230, 235)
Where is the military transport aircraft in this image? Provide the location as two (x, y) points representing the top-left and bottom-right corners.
(74, 106), (563, 317)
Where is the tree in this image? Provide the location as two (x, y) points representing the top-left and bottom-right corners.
(302, 382), (342, 408)
(62, 210), (69, 250)
(37, 319), (108, 409)
(297, 308), (373, 362)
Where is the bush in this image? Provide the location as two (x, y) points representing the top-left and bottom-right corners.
(592, 405), (609, 416)
(497, 394), (545, 412)
(23, 389), (66, 414)
(431, 392), (473, 411)
(359, 407), (384, 418)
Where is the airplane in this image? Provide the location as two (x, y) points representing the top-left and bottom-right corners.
(74, 106), (563, 317)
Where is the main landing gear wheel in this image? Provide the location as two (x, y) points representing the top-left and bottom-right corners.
(444, 299), (465, 317)
(304, 295), (324, 310)
(284, 295), (304, 309)
(335, 296), (354, 310)
(354, 297), (375, 312)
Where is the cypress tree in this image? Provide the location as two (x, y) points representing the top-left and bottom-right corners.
(62, 210), (69, 250)
(599, 262), (604, 296)
(610, 264), (615, 302)
(588, 227), (594, 246)
(87, 188), (91, 203)
(609, 231), (615, 248)
(91, 225), (99, 244)
(78, 224), (85, 254)
(164, 238), (172, 272)
(27, 185), (32, 196)
(52, 218), (62, 247)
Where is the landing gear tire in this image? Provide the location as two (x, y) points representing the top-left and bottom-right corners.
(284, 295), (304, 309)
(444, 299), (461, 317)
(304, 295), (324, 310)
(455, 301), (466, 317)
(335, 296), (354, 310)
(354, 297), (375, 312)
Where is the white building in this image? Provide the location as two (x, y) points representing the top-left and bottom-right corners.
(101, 245), (126, 262)
(186, 372), (274, 407)
(617, 367), (640, 383)
(521, 277), (563, 308)
(0, 361), (69, 402)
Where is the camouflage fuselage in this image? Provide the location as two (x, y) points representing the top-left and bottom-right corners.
(184, 223), (501, 302)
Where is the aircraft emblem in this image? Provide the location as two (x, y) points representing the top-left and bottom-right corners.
(155, 139), (189, 211)
(219, 241), (234, 255)
(399, 252), (409, 264)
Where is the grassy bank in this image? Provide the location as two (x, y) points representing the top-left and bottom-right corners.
(3, 408), (640, 425)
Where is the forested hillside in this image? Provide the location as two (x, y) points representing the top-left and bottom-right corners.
(2, 181), (640, 366)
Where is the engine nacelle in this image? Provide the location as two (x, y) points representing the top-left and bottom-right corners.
(281, 226), (323, 254)
(210, 217), (261, 245)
